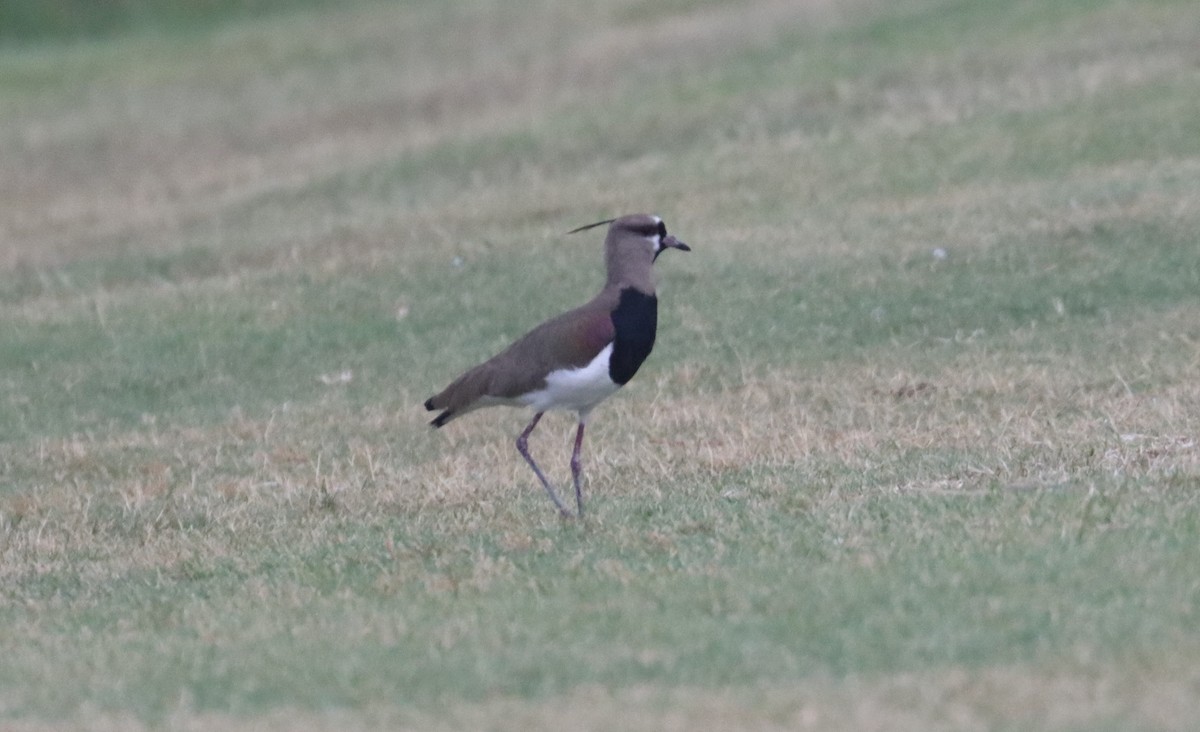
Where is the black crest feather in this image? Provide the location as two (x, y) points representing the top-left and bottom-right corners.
(566, 218), (616, 235)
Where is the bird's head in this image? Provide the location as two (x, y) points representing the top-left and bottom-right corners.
(569, 213), (691, 263)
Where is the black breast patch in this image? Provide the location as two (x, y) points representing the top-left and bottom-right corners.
(609, 288), (658, 385)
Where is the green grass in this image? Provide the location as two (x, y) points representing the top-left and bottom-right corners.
(3, 0), (1200, 729)
(0, 0), (353, 43)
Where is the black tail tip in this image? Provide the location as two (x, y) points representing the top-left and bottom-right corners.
(423, 397), (435, 411)
(430, 411), (452, 429)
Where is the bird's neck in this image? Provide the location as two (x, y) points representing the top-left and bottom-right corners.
(604, 249), (656, 294)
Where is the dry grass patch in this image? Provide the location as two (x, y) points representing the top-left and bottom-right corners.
(7, 297), (1195, 570)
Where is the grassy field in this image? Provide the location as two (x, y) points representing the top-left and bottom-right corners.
(3, 0), (1200, 728)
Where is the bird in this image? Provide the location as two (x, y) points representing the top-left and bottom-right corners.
(424, 213), (690, 518)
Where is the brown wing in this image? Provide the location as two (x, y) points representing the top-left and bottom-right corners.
(424, 291), (617, 425)
(488, 297), (616, 397)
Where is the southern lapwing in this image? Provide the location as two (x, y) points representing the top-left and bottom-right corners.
(424, 214), (690, 518)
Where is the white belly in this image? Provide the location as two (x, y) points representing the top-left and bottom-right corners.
(519, 343), (620, 417)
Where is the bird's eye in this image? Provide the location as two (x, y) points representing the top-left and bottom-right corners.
(657, 221), (667, 238)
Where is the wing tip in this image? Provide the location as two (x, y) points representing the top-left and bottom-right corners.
(424, 397), (452, 428)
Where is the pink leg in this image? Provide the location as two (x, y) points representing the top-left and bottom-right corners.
(515, 412), (571, 517)
(570, 421), (586, 518)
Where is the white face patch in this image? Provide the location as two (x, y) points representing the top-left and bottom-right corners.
(648, 214), (665, 252)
